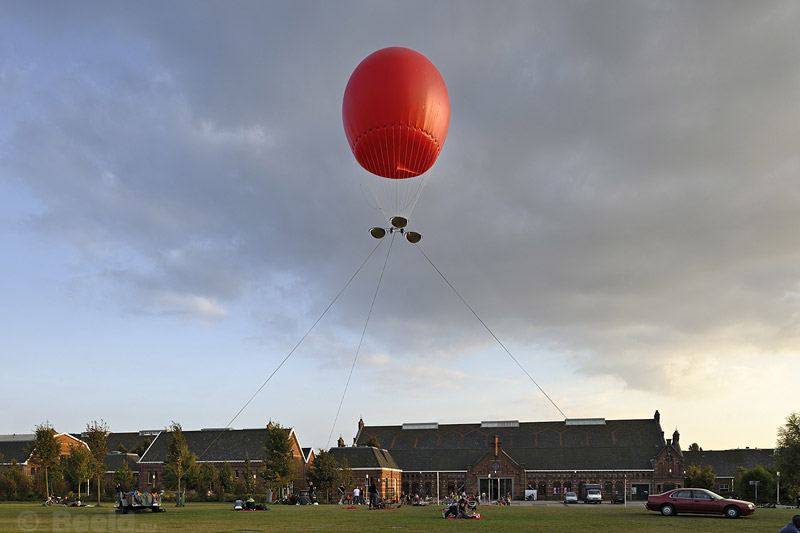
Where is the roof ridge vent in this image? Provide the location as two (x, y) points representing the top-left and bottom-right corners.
(564, 418), (606, 426)
(480, 420), (519, 428)
(402, 422), (438, 430)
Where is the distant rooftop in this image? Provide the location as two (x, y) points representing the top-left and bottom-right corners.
(0, 434), (34, 441)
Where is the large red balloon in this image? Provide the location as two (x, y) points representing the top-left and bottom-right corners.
(343, 47), (450, 179)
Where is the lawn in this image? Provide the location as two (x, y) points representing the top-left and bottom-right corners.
(1, 502), (797, 532)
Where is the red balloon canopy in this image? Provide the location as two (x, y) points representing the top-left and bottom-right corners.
(343, 47), (450, 180)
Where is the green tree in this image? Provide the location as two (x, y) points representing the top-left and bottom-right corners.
(363, 436), (380, 448)
(338, 458), (354, 492)
(688, 442), (701, 452)
(64, 444), (92, 499)
(219, 461), (235, 494)
(684, 464), (715, 489)
(84, 420), (108, 506)
(30, 422), (60, 498)
(0, 461), (32, 501)
(776, 411), (800, 501)
(260, 424), (297, 497)
(113, 459), (135, 492)
(307, 449), (340, 501)
(243, 452), (255, 495)
(163, 422), (197, 496)
(735, 466), (774, 504)
(197, 462), (217, 496)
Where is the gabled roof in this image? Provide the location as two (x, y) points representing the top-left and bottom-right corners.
(0, 433), (89, 464)
(355, 417), (665, 472)
(139, 427), (303, 463)
(302, 447), (315, 463)
(329, 447), (400, 471)
(684, 448), (775, 477)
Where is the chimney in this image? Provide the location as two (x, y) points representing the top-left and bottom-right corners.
(338, 436), (345, 448)
(672, 429), (680, 448)
(358, 417), (365, 431)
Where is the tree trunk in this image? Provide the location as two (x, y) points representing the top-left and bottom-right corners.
(97, 474), (101, 506)
(45, 467), (49, 498)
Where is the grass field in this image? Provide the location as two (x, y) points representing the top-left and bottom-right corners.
(1, 502), (797, 532)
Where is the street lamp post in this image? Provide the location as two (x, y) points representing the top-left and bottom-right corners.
(749, 480), (759, 503)
(777, 471), (780, 505)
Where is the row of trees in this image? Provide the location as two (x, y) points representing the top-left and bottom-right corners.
(159, 422), (357, 503)
(684, 411), (800, 504)
(162, 421), (307, 499)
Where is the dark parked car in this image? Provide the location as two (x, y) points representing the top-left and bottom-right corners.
(610, 493), (625, 504)
(645, 488), (754, 519)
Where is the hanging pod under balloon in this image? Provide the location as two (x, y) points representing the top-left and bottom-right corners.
(390, 216), (408, 229)
(406, 232), (422, 244)
(370, 227), (387, 239)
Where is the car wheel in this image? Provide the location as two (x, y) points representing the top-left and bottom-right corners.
(660, 504), (675, 516)
(724, 505), (740, 519)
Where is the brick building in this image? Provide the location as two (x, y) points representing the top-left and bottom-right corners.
(138, 426), (313, 496)
(0, 432), (89, 477)
(328, 445), (402, 501)
(346, 410), (688, 501)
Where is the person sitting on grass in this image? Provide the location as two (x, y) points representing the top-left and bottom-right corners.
(443, 498), (470, 519)
(779, 515), (800, 533)
(234, 498), (243, 511)
(245, 496), (255, 510)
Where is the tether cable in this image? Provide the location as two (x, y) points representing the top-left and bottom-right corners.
(326, 233), (396, 448)
(414, 244), (568, 420)
(198, 239), (385, 460)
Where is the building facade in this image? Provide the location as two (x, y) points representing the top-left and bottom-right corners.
(349, 411), (687, 501)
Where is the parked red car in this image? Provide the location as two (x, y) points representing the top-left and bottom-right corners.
(645, 488), (754, 519)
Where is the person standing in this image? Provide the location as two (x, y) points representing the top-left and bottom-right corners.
(353, 486), (360, 505)
(369, 480), (378, 510)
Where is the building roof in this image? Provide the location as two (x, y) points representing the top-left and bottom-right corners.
(0, 438), (33, 464)
(329, 446), (400, 471)
(104, 452), (140, 473)
(357, 418), (663, 450)
(0, 434), (34, 441)
(684, 448), (775, 478)
(105, 432), (153, 454)
(354, 417), (666, 472)
(139, 427), (300, 463)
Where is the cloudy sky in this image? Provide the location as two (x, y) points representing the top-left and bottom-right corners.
(2, 1), (798, 453)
